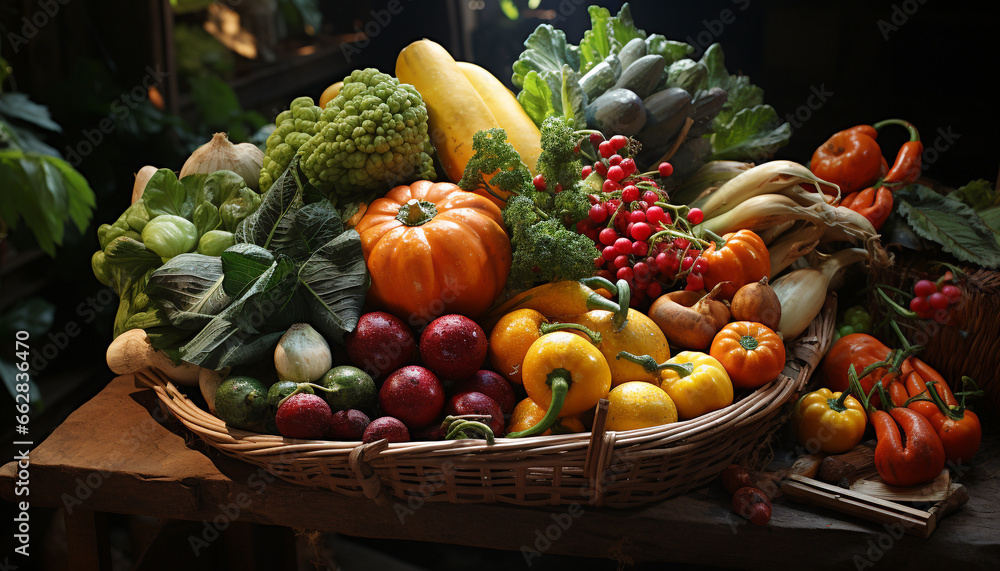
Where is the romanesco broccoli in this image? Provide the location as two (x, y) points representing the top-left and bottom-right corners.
(298, 68), (435, 203)
(259, 96), (323, 192)
(503, 196), (599, 292)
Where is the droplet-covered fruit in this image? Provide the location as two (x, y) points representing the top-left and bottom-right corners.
(275, 393), (333, 440)
(362, 416), (410, 443)
(419, 315), (488, 382)
(345, 311), (417, 381)
(379, 365), (445, 429)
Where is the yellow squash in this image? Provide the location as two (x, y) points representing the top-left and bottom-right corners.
(456, 61), (542, 175)
(395, 40), (503, 204)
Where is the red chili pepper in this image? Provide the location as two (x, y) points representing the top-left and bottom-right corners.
(810, 125), (883, 196)
(901, 357), (958, 407)
(920, 380), (982, 466)
(874, 119), (923, 186)
(886, 374), (910, 408)
(871, 407), (946, 487)
(840, 185), (894, 230)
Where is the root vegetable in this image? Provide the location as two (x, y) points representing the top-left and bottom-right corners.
(730, 278), (782, 330)
(106, 329), (202, 386)
(648, 284), (730, 350)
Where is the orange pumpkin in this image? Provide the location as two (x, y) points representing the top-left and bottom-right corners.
(354, 180), (511, 321)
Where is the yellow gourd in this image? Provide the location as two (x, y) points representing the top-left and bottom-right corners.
(456, 61), (542, 175)
(396, 40), (503, 205)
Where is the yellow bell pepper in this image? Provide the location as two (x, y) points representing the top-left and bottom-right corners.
(792, 388), (867, 454)
(507, 331), (612, 438)
(616, 351), (733, 420)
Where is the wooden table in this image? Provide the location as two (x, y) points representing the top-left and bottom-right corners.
(3, 376), (999, 570)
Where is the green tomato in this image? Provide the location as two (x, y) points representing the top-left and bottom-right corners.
(197, 230), (235, 256)
(141, 214), (198, 261)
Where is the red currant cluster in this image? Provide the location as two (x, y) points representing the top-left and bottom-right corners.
(909, 275), (962, 323)
(572, 132), (711, 308)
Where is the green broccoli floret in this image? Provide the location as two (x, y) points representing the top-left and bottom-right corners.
(537, 116), (583, 191)
(458, 128), (532, 202)
(503, 195), (600, 292)
(298, 68), (435, 203)
(259, 96), (323, 192)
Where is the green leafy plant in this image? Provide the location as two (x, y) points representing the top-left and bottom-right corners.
(0, 56), (96, 256)
(146, 158), (369, 369)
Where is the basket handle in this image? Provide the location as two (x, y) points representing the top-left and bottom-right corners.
(349, 440), (393, 506)
(584, 399), (614, 507)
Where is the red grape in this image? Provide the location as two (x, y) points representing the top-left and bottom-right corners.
(581, 165), (592, 179)
(602, 179), (620, 193)
(909, 296), (929, 314)
(658, 162), (674, 177)
(646, 281), (663, 298)
(642, 190), (659, 204)
(593, 257), (604, 268)
(622, 185), (640, 203)
(599, 228), (618, 245)
(602, 246), (618, 262)
(913, 279), (936, 297)
(631, 222), (651, 241)
(614, 237), (632, 254)
(607, 165), (625, 182)
(620, 157), (636, 176)
(685, 273), (704, 291)
(687, 208), (704, 225)
(655, 253), (670, 273)
(941, 284), (961, 302)
(532, 174), (546, 192)
(928, 292), (949, 310)
(681, 256), (694, 271)
(646, 206), (665, 225)
(599, 141), (614, 158)
(609, 154), (623, 166)
(634, 262), (650, 281)
(589, 132), (604, 147)
(674, 237), (690, 249)
(614, 255), (630, 269)
(589, 204), (608, 223)
(609, 135), (628, 150)
(632, 240), (649, 256)
(693, 257), (708, 274)
(630, 210), (647, 223)
(595, 161), (607, 176)
(616, 266), (634, 282)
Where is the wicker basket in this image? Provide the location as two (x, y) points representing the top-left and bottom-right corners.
(135, 296), (836, 508)
(870, 255), (1000, 414)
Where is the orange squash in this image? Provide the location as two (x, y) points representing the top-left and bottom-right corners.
(354, 181), (511, 322)
(701, 229), (770, 300)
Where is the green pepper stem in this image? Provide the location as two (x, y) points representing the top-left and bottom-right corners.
(540, 322), (603, 345)
(443, 416), (496, 444)
(873, 119), (920, 142)
(829, 382), (855, 413)
(506, 373), (570, 438)
(613, 279), (630, 331)
(876, 287), (920, 321)
(580, 276), (618, 296)
(924, 381), (965, 422)
(616, 351), (694, 377)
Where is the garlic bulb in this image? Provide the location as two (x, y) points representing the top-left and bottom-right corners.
(274, 324), (333, 383)
(132, 165), (159, 204)
(180, 132), (264, 190)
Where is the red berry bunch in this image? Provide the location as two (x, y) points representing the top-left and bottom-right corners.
(573, 132), (711, 307)
(909, 273), (962, 323)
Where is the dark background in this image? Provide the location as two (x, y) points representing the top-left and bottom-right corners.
(1, 0), (998, 569)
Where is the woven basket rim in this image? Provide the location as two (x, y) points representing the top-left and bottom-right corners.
(139, 296), (836, 460)
(137, 295), (837, 505)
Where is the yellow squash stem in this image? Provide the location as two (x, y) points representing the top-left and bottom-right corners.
(506, 370), (570, 438)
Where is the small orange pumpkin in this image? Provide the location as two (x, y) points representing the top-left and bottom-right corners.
(354, 180), (511, 321)
(701, 229), (770, 300)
